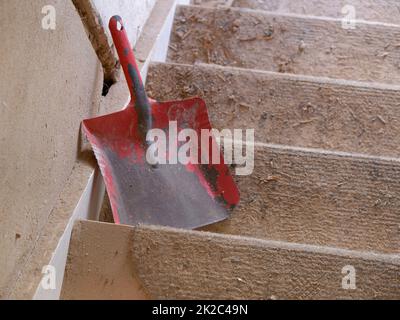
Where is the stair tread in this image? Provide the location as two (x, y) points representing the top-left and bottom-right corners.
(168, 5), (400, 84)
(208, 142), (400, 254)
(61, 221), (400, 300)
(147, 62), (400, 159)
(100, 134), (400, 253)
(193, 0), (400, 26)
(145, 62), (400, 253)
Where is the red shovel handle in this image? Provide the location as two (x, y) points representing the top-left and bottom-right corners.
(109, 16), (152, 135)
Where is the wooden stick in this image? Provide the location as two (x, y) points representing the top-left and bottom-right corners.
(71, 0), (118, 88)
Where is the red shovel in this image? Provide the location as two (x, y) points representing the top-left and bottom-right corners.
(82, 16), (239, 229)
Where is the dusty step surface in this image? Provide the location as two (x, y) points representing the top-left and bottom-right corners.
(147, 62), (400, 158)
(193, 0), (400, 25)
(100, 141), (400, 254)
(203, 144), (400, 254)
(61, 220), (400, 300)
(168, 5), (400, 84)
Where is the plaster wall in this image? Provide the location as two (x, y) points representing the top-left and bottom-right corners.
(0, 0), (155, 299)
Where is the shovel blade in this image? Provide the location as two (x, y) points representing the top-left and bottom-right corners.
(83, 98), (239, 229)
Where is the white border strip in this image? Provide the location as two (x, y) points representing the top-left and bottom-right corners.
(33, 170), (105, 300)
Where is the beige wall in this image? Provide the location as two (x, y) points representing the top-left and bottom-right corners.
(0, 0), (154, 299)
(94, 0), (156, 46)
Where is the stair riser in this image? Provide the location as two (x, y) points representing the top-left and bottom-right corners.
(234, 0), (400, 25)
(135, 225), (400, 299)
(147, 63), (400, 158)
(194, 0), (400, 25)
(62, 221), (400, 300)
(100, 141), (400, 253)
(203, 145), (400, 253)
(168, 6), (400, 83)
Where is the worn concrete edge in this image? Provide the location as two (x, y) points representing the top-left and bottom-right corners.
(251, 141), (400, 165)
(78, 220), (400, 266)
(187, 3), (400, 28)
(29, 0), (189, 300)
(149, 61), (400, 92)
(209, 133), (400, 165)
(224, 138), (400, 168)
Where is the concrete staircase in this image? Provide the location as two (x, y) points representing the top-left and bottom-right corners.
(63, 0), (400, 299)
(145, 0), (400, 298)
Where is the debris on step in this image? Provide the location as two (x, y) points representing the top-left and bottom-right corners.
(298, 40), (306, 53)
(229, 0), (400, 26)
(147, 62), (400, 159)
(168, 5), (400, 84)
(201, 144), (400, 254)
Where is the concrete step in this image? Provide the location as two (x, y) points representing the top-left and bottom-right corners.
(147, 62), (400, 158)
(99, 140), (400, 253)
(167, 5), (400, 84)
(61, 220), (400, 300)
(208, 143), (400, 254)
(192, 0), (400, 25)
(146, 63), (400, 254)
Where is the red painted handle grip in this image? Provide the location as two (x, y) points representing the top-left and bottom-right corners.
(109, 16), (152, 134)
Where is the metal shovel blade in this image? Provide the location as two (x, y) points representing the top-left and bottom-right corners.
(82, 16), (239, 229)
